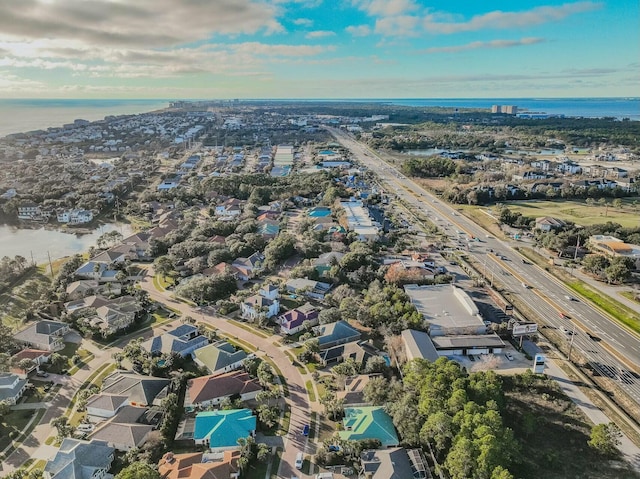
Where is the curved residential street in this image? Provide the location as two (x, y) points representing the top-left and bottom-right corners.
(139, 271), (316, 478)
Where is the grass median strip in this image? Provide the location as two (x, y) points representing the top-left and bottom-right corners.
(567, 280), (640, 335)
(228, 319), (270, 338)
(305, 380), (316, 402)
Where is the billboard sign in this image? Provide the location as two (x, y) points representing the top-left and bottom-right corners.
(512, 323), (538, 336)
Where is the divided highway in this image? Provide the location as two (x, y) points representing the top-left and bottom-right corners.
(328, 127), (640, 407)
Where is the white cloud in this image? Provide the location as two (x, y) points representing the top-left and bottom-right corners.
(293, 18), (314, 26)
(231, 42), (333, 57)
(352, 0), (419, 17)
(423, 37), (546, 54)
(0, 72), (46, 91)
(305, 30), (335, 39)
(0, 0), (283, 48)
(345, 25), (372, 37)
(375, 15), (420, 36)
(422, 2), (602, 35)
(352, 1), (601, 37)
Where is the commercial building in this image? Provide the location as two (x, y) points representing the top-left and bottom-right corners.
(404, 284), (486, 337)
(588, 235), (640, 259)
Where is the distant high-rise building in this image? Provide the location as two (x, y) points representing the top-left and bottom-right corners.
(491, 105), (518, 115)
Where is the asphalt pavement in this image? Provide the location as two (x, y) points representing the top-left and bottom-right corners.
(139, 272), (319, 479)
(329, 126), (640, 408)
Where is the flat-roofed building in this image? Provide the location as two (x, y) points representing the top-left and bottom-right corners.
(430, 334), (505, 356)
(588, 235), (640, 259)
(401, 329), (439, 362)
(404, 284), (486, 337)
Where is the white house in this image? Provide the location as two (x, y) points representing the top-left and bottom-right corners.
(0, 373), (28, 405)
(57, 209), (94, 224)
(215, 198), (243, 217)
(240, 294), (280, 321)
(157, 176), (181, 190)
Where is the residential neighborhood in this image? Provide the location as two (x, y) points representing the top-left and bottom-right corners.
(1, 102), (640, 479)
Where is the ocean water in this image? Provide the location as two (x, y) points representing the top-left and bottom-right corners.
(382, 98), (640, 120)
(0, 98), (637, 139)
(0, 99), (169, 137)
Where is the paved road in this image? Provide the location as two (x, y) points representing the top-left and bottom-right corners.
(328, 127), (640, 409)
(2, 342), (111, 473)
(139, 272), (316, 479)
(544, 356), (640, 470)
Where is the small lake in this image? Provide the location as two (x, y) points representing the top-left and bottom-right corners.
(505, 149), (565, 156)
(406, 148), (470, 156)
(0, 223), (133, 263)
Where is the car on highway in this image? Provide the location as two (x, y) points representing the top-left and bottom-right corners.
(561, 327), (574, 335)
(559, 312), (571, 320)
(564, 295), (575, 301)
(522, 282), (530, 289)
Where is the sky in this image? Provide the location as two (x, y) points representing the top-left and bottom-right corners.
(0, 0), (637, 99)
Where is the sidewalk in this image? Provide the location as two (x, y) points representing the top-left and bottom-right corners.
(1, 344), (112, 473)
(568, 266), (640, 314)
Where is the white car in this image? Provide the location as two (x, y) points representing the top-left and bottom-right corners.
(505, 353), (514, 361)
(76, 423), (95, 432)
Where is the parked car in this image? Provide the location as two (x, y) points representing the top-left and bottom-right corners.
(76, 423), (95, 433)
(328, 445), (340, 452)
(36, 371), (49, 378)
(505, 353), (514, 361)
(302, 424), (310, 436)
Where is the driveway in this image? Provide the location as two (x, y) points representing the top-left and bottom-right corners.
(139, 269), (314, 478)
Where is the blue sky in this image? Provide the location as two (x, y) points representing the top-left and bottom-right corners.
(0, 0), (637, 98)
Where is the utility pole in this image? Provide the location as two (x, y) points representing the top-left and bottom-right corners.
(568, 321), (577, 362)
(47, 251), (54, 279)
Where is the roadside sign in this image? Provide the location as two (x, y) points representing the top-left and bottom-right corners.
(512, 322), (538, 336)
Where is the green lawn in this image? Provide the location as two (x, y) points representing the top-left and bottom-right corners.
(305, 380), (316, 402)
(621, 291), (640, 304)
(566, 280), (640, 335)
(0, 408), (36, 452)
(493, 198), (640, 227)
(153, 274), (175, 291)
(21, 384), (48, 403)
(228, 319), (271, 338)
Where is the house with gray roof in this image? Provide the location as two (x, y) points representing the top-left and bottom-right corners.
(65, 280), (122, 300)
(100, 372), (169, 407)
(0, 373), (28, 405)
(360, 448), (431, 479)
(90, 423), (153, 452)
(285, 278), (332, 300)
(193, 341), (250, 376)
(86, 394), (129, 419)
(14, 320), (69, 352)
(141, 324), (208, 358)
(43, 438), (114, 479)
(314, 320), (362, 350)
